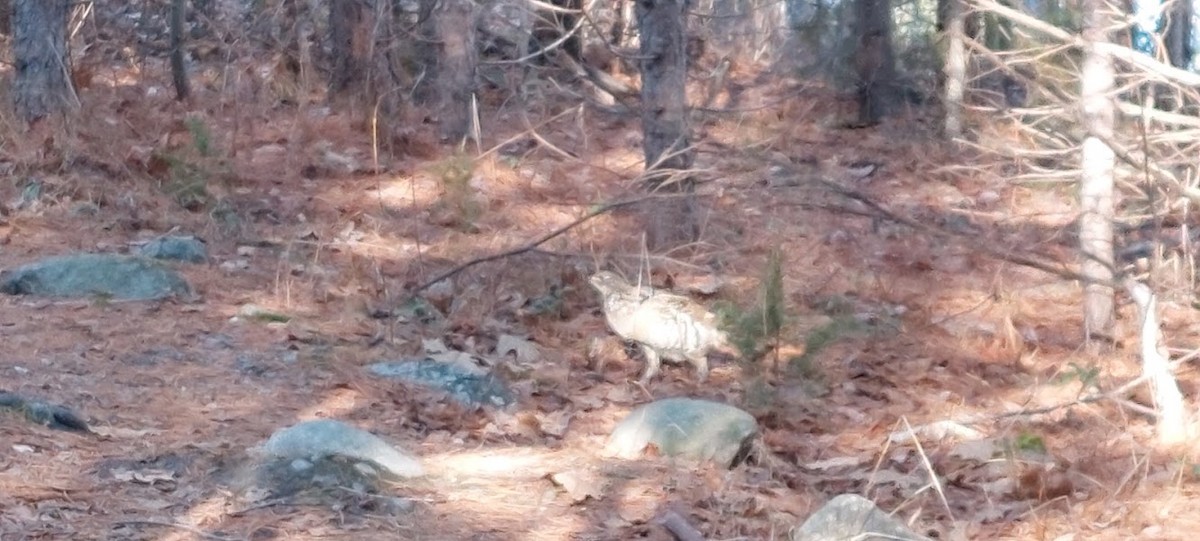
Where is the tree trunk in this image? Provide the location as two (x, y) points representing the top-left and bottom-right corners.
(434, 0), (477, 142)
(637, 0), (693, 178)
(1164, 0), (1193, 69)
(0, 0), (10, 37)
(329, 0), (366, 96)
(853, 0), (896, 126)
(170, 0), (191, 101)
(636, 0), (696, 249)
(1079, 0), (1116, 341)
(941, 0), (965, 138)
(12, 0), (73, 122)
(531, 0), (582, 61)
(413, 0), (440, 105)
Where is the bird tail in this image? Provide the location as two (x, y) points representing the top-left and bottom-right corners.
(711, 329), (740, 358)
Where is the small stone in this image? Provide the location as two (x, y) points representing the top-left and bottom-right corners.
(220, 259), (251, 272)
(252, 144), (287, 166)
(976, 190), (1002, 206)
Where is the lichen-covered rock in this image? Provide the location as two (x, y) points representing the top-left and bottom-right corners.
(138, 235), (208, 263)
(606, 397), (757, 467)
(367, 359), (514, 408)
(0, 253), (192, 300)
(262, 419), (423, 478)
(791, 494), (929, 541)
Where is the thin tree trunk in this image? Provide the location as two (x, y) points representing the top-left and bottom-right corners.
(413, 0), (440, 105)
(329, 0), (366, 96)
(1079, 0), (1116, 341)
(170, 0), (191, 101)
(0, 0), (11, 36)
(12, 0), (73, 122)
(853, 0), (896, 125)
(941, 0), (965, 138)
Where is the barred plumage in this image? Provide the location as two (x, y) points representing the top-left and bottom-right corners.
(589, 271), (730, 383)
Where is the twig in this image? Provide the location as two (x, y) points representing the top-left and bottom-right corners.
(724, 142), (1124, 290)
(404, 194), (671, 298)
(904, 417), (955, 521)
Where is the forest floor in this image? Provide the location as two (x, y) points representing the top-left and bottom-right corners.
(1, 51), (1200, 541)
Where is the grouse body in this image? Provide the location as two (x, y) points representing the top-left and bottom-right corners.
(589, 271), (729, 383)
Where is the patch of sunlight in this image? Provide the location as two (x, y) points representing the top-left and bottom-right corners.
(294, 387), (362, 421)
(425, 448), (554, 478)
(377, 175), (440, 207)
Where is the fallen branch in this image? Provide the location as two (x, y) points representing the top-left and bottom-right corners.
(1124, 277), (1190, 444)
(404, 193), (670, 299)
(654, 510), (706, 541)
(726, 143), (1120, 289)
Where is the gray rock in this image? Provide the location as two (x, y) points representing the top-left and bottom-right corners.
(262, 419), (423, 478)
(606, 397), (757, 467)
(0, 391), (90, 432)
(367, 359), (514, 408)
(791, 494), (929, 541)
(138, 235), (208, 263)
(0, 253), (192, 300)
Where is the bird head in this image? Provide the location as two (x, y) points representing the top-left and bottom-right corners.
(588, 271), (629, 296)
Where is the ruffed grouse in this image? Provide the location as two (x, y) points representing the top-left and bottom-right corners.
(589, 271), (730, 383)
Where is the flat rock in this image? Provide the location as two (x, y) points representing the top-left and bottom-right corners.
(791, 494), (929, 541)
(138, 235), (208, 263)
(606, 397), (757, 467)
(262, 419), (423, 478)
(0, 253), (192, 300)
(367, 359), (514, 408)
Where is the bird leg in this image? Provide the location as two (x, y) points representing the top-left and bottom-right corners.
(639, 346), (662, 383)
(688, 353), (709, 382)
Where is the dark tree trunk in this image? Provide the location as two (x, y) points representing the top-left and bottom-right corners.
(433, 0), (477, 141)
(636, 0), (692, 178)
(170, 0), (191, 101)
(0, 0), (10, 37)
(531, 0), (582, 61)
(611, 0), (632, 47)
(636, 0), (696, 249)
(1164, 0), (1193, 69)
(412, 0), (440, 105)
(853, 0), (896, 125)
(12, 0), (73, 122)
(329, 0), (366, 96)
